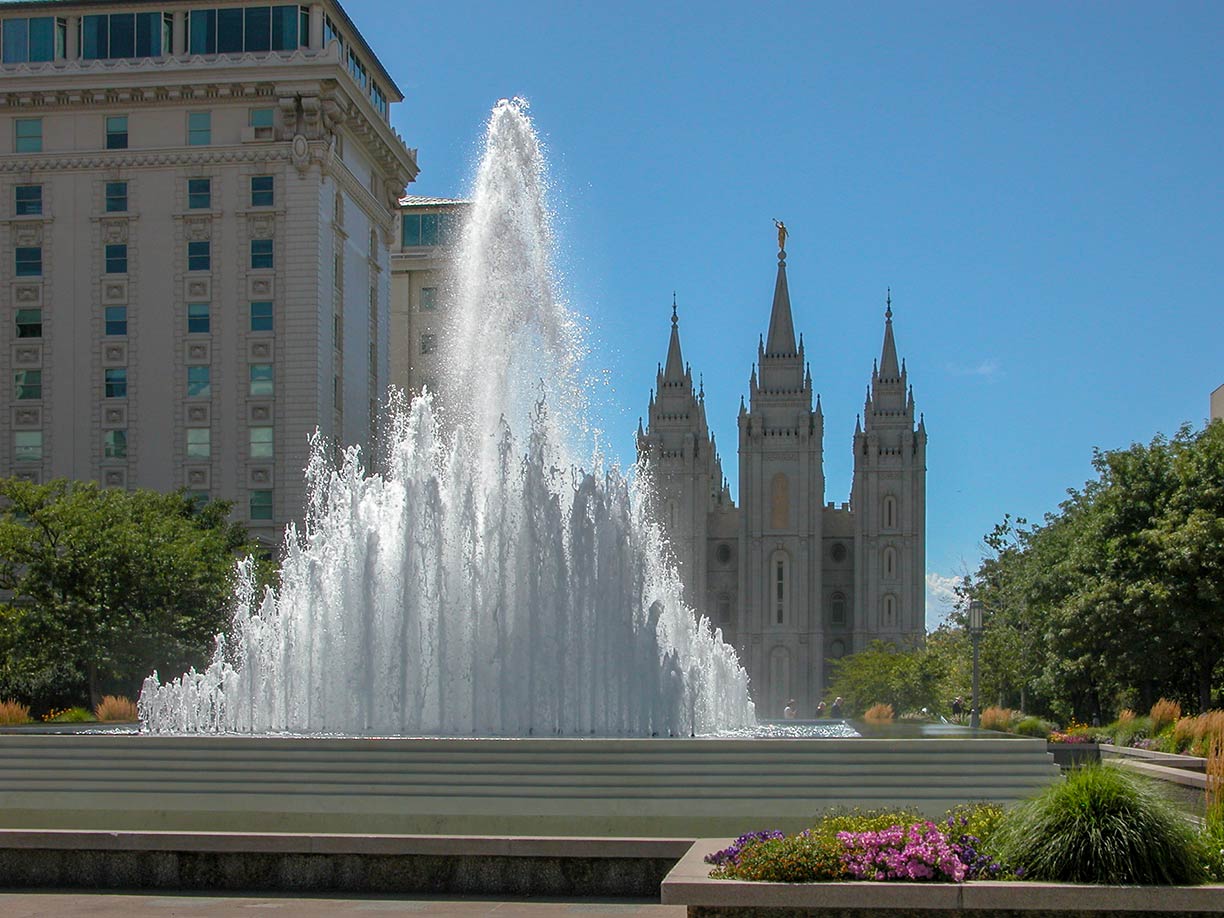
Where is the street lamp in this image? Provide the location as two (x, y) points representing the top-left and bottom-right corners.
(969, 600), (985, 729)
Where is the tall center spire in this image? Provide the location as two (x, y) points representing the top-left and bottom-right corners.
(764, 224), (797, 357)
(663, 292), (686, 384)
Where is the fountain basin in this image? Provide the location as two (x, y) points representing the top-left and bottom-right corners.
(0, 734), (1059, 837)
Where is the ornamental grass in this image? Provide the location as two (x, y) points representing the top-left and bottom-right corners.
(994, 764), (1206, 885)
(863, 703), (894, 724)
(1150, 697), (1182, 735)
(0, 698), (32, 725)
(94, 695), (138, 722)
(1173, 710), (1224, 756)
(979, 706), (1014, 732)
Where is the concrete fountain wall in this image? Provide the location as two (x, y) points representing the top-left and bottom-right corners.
(0, 734), (1059, 837)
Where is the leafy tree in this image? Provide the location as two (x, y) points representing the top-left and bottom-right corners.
(0, 479), (252, 706)
(825, 639), (945, 716)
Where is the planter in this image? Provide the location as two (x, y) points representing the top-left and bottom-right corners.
(661, 839), (1224, 917)
(1047, 740), (1100, 769)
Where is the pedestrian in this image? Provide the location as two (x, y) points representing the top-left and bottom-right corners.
(951, 696), (964, 719)
(815, 701), (826, 718)
(830, 696), (844, 719)
(783, 699), (797, 719)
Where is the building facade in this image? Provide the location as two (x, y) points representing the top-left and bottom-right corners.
(638, 245), (927, 718)
(0, 0), (417, 546)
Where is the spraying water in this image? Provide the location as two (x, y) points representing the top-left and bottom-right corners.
(139, 99), (755, 736)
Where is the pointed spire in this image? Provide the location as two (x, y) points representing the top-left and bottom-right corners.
(879, 290), (900, 379)
(764, 255), (797, 356)
(663, 295), (685, 385)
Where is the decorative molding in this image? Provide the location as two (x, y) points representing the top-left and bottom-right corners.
(101, 279), (128, 305)
(12, 406), (41, 428)
(248, 275), (274, 299)
(183, 216), (212, 241)
(13, 344), (42, 367)
(248, 214), (275, 238)
(102, 468), (128, 489)
(0, 146), (293, 174)
(186, 403), (211, 426)
(248, 465), (274, 488)
(184, 276), (211, 300)
(101, 218), (128, 244)
(185, 466), (211, 489)
(184, 340), (211, 365)
(102, 404), (127, 429)
(247, 339), (273, 361)
(101, 342), (127, 367)
(12, 222), (42, 246)
(11, 282), (41, 306)
(248, 401), (273, 423)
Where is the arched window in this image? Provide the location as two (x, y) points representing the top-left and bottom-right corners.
(770, 550), (789, 625)
(333, 191), (344, 225)
(882, 594), (897, 629)
(770, 473), (789, 529)
(769, 646), (791, 716)
(830, 592), (846, 627)
(717, 593), (732, 625)
(882, 546), (897, 580)
(882, 495), (897, 530)
(829, 639), (846, 659)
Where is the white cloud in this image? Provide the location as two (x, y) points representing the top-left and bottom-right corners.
(925, 572), (962, 631)
(945, 358), (1001, 379)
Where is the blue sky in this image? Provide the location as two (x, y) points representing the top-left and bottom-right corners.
(357, 1), (1222, 627)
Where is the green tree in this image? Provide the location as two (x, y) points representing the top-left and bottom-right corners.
(0, 478), (252, 706)
(825, 639), (945, 716)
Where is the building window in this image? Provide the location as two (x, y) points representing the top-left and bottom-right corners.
(185, 490), (209, 509)
(883, 495), (897, 530)
(771, 550), (789, 626)
(420, 333), (436, 355)
(105, 181), (128, 213)
(2, 17), (63, 63)
(188, 6), (302, 55)
(249, 489), (273, 521)
(105, 115), (128, 150)
(14, 184), (42, 216)
(333, 375), (341, 408)
(104, 243), (127, 274)
(187, 240), (210, 271)
(249, 109), (274, 140)
(187, 178), (211, 209)
(770, 472), (789, 529)
(15, 308), (41, 338)
(334, 192), (344, 225)
(250, 238), (273, 269)
(14, 118), (42, 153)
(829, 639), (846, 660)
(249, 363), (274, 396)
(15, 246), (41, 277)
(883, 545), (897, 579)
(104, 305), (127, 336)
(15, 430), (42, 462)
(104, 367), (127, 398)
(717, 593), (732, 625)
(250, 301), (273, 332)
(14, 369), (41, 400)
(250, 175), (274, 207)
(716, 542), (732, 565)
(186, 427), (210, 459)
(401, 212), (457, 246)
(82, 12), (168, 60)
(187, 111), (211, 146)
(187, 303), (210, 334)
(103, 429), (127, 459)
(186, 365), (210, 397)
(420, 286), (437, 311)
(830, 592), (847, 627)
(883, 594), (897, 629)
(249, 426), (273, 458)
(831, 542), (847, 563)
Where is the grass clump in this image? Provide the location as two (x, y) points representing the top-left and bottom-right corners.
(94, 695), (138, 722)
(995, 764), (1206, 885)
(1014, 715), (1056, 738)
(0, 698), (33, 725)
(42, 706), (96, 723)
(863, 703), (894, 724)
(1150, 698), (1181, 735)
(979, 706), (1014, 732)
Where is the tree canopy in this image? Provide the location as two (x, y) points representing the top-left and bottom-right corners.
(0, 478), (253, 706)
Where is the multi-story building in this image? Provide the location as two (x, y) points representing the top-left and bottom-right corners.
(0, 0), (418, 546)
(390, 195), (466, 398)
(1212, 383), (1223, 423)
(638, 242), (927, 718)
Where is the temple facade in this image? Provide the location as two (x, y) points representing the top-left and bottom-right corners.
(637, 244), (927, 718)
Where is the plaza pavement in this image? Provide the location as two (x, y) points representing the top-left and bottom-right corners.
(0, 893), (684, 917)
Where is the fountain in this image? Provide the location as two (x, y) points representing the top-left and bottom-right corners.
(137, 98), (755, 738)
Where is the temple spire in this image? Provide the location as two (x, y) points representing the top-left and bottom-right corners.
(879, 289), (900, 379)
(764, 249), (797, 356)
(663, 295), (685, 384)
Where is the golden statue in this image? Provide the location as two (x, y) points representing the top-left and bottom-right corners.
(773, 219), (788, 252)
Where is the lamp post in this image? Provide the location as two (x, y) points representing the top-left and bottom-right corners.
(969, 600), (984, 729)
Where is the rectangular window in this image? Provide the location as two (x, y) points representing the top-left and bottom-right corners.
(186, 427), (210, 459)
(250, 238), (273, 269)
(249, 109), (274, 140)
(333, 375), (341, 408)
(185, 490), (209, 509)
(105, 180), (127, 212)
(104, 429), (127, 459)
(187, 240), (210, 271)
(250, 301), (273, 332)
(249, 426), (273, 458)
(3, 17), (58, 64)
(186, 365), (210, 397)
(420, 286), (437, 311)
(187, 303), (210, 334)
(104, 305), (127, 336)
(249, 489), (273, 520)
(272, 5), (302, 51)
(107, 13), (134, 58)
(187, 8), (216, 54)
(105, 115), (128, 150)
(420, 333), (436, 354)
(14, 118), (42, 153)
(187, 111), (211, 146)
(15, 308), (41, 338)
(250, 175), (274, 207)
(187, 178), (211, 209)
(104, 367), (127, 398)
(217, 7), (243, 53)
(14, 184), (42, 216)
(14, 369), (41, 400)
(15, 430), (42, 462)
(244, 6), (271, 52)
(15, 246), (41, 277)
(104, 243), (127, 274)
(249, 363), (274, 396)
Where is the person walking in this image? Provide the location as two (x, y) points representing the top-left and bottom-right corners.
(814, 701), (827, 718)
(830, 697), (844, 719)
(783, 699), (798, 719)
(951, 696), (964, 720)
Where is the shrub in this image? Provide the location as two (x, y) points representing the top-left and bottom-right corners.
(713, 831), (848, 882)
(94, 695), (138, 722)
(980, 706), (1014, 732)
(705, 830), (784, 867)
(864, 703), (894, 724)
(43, 706), (96, 723)
(0, 698), (32, 725)
(1151, 698), (1182, 735)
(995, 764), (1207, 885)
(1014, 715), (1056, 738)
